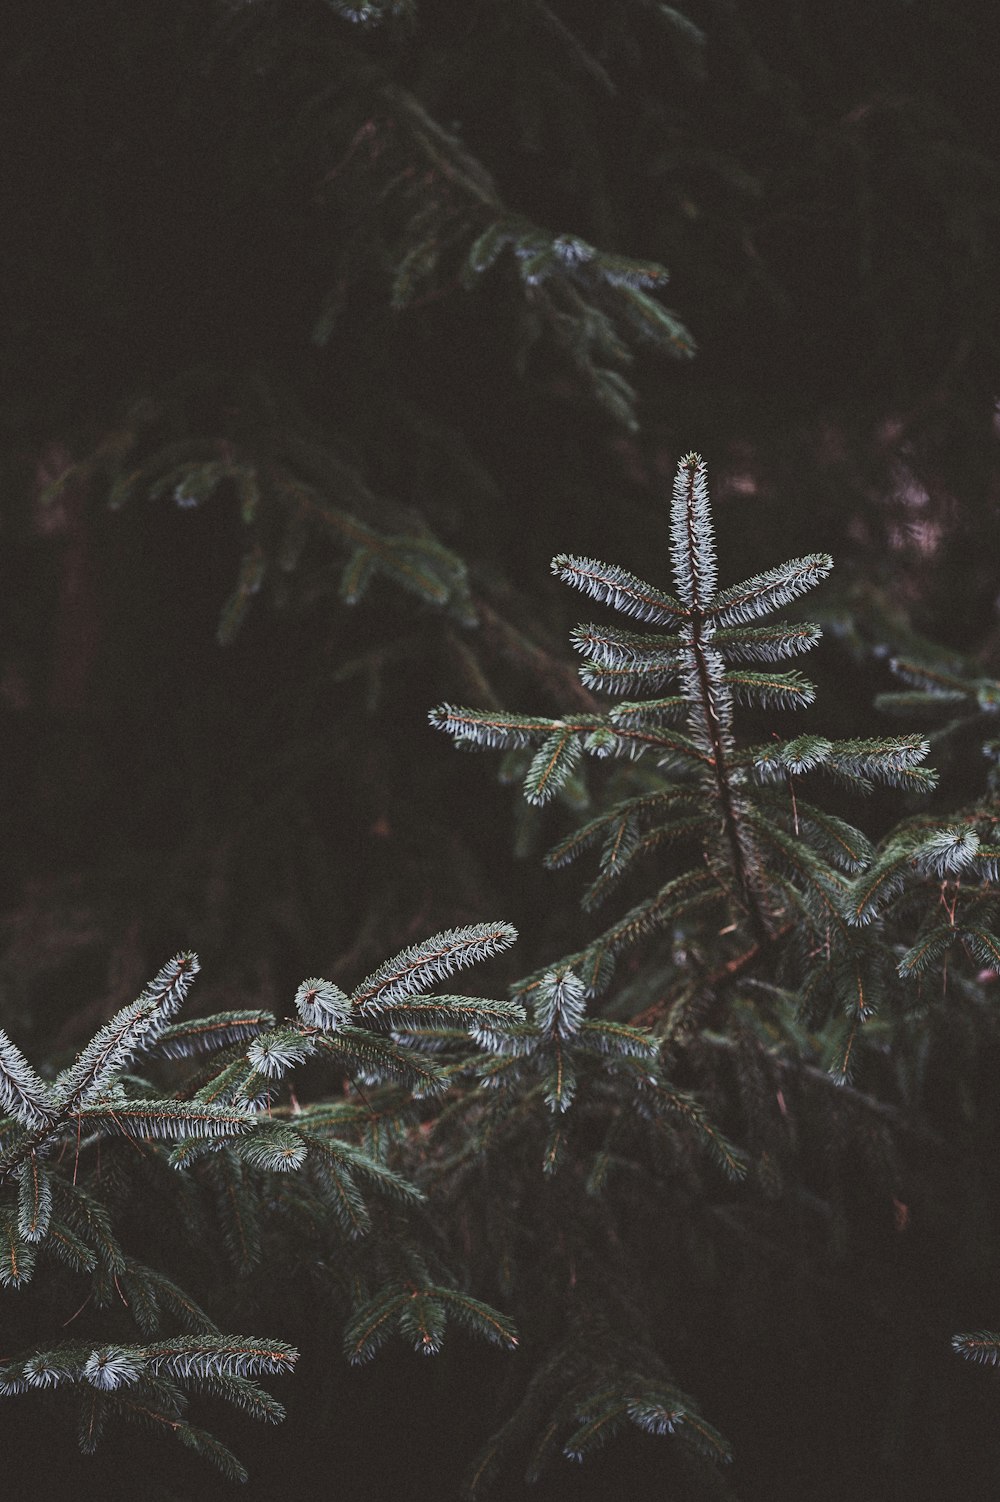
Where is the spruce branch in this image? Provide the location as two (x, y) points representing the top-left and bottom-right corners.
(54, 954), (200, 1113)
(953, 1332), (1000, 1366)
(551, 554), (687, 624)
(351, 922), (519, 1007)
(434, 451), (936, 1076)
(0, 1033), (55, 1129)
(708, 554), (833, 627)
(150, 1010), (276, 1060)
(0, 918), (524, 1482)
(671, 452), (718, 610)
(344, 1280), (518, 1364)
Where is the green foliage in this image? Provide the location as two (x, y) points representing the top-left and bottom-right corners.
(6, 0), (1000, 1496)
(428, 452), (1000, 1489)
(0, 929), (520, 1478)
(433, 456), (938, 1064)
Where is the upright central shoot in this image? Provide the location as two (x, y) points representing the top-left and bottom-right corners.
(433, 454), (935, 1064)
(669, 453), (774, 939)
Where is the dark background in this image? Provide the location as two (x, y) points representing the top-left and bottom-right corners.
(3, 1), (1000, 1496)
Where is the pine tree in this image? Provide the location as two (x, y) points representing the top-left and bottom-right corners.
(5, 2), (1000, 1497)
(427, 453), (1000, 1492)
(433, 455), (940, 1074)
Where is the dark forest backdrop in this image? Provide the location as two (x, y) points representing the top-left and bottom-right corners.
(3, 2), (1000, 1498)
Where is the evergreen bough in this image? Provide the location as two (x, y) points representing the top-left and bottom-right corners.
(424, 454), (1000, 1489)
(0, 927), (520, 1480)
(432, 454), (949, 1079)
(8, 452), (1000, 1493)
